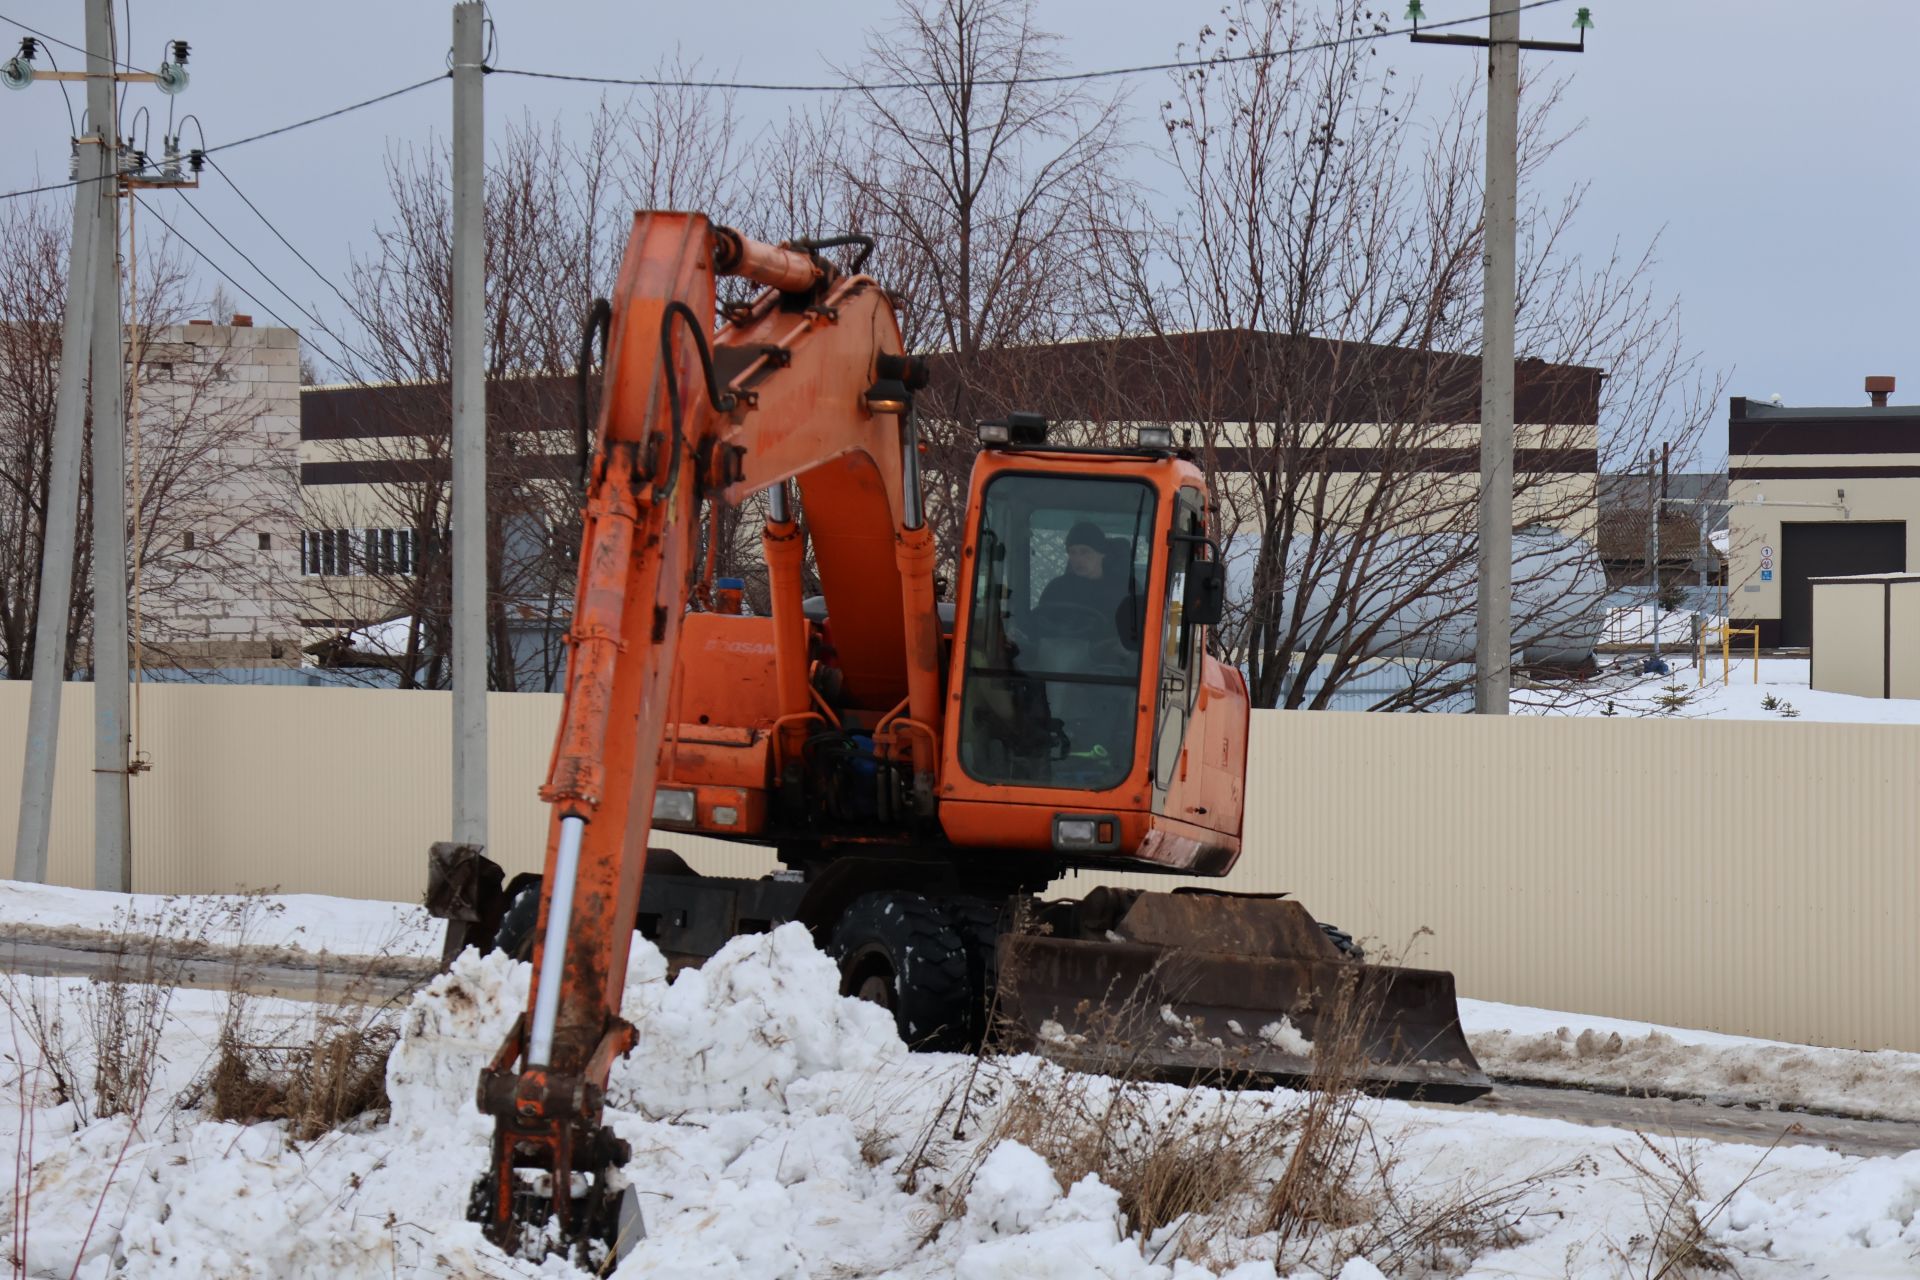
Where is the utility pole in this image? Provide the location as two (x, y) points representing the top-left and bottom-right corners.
(1644, 445), (1670, 676)
(450, 1), (488, 848)
(7, 16), (194, 885)
(1409, 4), (1590, 714)
(11, 69), (104, 882)
(1475, 0), (1518, 714)
(88, 0), (131, 889)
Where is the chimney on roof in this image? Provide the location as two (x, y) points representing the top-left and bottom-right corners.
(1866, 374), (1894, 407)
(230, 313), (253, 328)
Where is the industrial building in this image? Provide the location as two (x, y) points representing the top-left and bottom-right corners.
(1728, 379), (1919, 647)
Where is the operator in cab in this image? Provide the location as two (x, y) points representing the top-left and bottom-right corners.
(1036, 522), (1141, 648)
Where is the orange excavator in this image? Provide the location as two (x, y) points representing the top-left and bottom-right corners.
(425, 212), (1488, 1260)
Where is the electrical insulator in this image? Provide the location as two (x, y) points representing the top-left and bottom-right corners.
(156, 39), (190, 95)
(1, 37), (35, 90)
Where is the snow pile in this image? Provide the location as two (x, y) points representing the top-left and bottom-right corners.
(7, 894), (1920, 1278)
(1471, 1021), (1920, 1122)
(1717, 1148), (1920, 1256)
(607, 921), (904, 1115)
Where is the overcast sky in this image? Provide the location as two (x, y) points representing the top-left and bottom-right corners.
(5, 1), (1918, 463)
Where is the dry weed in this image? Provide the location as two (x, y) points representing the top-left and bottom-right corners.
(920, 1056), (1293, 1257)
(0, 976), (84, 1122)
(186, 917), (415, 1142)
(1607, 1129), (1787, 1278)
(1264, 958), (1386, 1247)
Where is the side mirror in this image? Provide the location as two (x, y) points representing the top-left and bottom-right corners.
(1182, 560), (1225, 627)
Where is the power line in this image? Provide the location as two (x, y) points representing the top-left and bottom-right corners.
(490, 0), (1569, 95)
(160, 188), (374, 368)
(0, 73), (448, 203)
(0, 9), (151, 74)
(130, 192), (348, 372)
(203, 154), (364, 324)
(199, 74), (446, 157)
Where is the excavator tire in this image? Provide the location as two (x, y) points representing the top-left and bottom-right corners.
(487, 851), (708, 963)
(830, 891), (974, 1051)
(1318, 922), (1363, 961)
(493, 881), (542, 961)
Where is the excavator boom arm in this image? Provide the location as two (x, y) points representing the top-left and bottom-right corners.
(471, 212), (937, 1257)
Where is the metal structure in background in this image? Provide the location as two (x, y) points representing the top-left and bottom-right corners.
(1644, 444), (1670, 675)
(1409, 3), (1589, 713)
(450, 2), (488, 848)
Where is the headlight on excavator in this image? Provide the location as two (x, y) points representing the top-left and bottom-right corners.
(1052, 814), (1118, 852)
(1136, 425), (1173, 449)
(652, 788), (696, 825)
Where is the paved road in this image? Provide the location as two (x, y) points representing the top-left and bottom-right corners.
(6, 933), (1917, 1160)
(1441, 1081), (1920, 1160)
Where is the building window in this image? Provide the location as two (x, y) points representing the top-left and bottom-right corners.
(182, 531), (196, 551)
(258, 532), (272, 551)
(300, 527), (417, 577)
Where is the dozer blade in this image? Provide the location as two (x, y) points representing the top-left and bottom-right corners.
(993, 889), (1490, 1103)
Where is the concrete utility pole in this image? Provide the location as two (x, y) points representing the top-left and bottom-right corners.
(1408, 5), (1588, 714)
(1474, 0), (1519, 715)
(89, 0), (132, 890)
(12, 106), (104, 883)
(13, 2), (126, 882)
(450, 1), (488, 848)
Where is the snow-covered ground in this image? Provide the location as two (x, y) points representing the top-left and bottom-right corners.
(2, 887), (1918, 1277)
(1516, 655), (1920, 723)
(0, 879), (442, 959)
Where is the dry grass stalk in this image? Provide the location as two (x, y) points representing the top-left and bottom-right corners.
(189, 926), (411, 1142)
(0, 976), (83, 1124)
(1347, 1146), (1597, 1275)
(922, 1055), (1291, 1255)
(1263, 962), (1380, 1250)
(1610, 1128), (1791, 1278)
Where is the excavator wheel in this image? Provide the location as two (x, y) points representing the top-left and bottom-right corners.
(487, 851), (704, 963)
(1318, 922), (1364, 961)
(830, 891), (976, 1051)
(492, 880), (542, 961)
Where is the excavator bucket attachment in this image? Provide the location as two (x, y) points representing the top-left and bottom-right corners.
(994, 889), (1490, 1102)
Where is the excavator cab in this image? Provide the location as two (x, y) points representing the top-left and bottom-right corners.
(958, 472), (1157, 789)
(935, 423), (1244, 874)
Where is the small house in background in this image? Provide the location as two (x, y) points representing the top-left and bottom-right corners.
(1595, 471), (1726, 597)
(1810, 573), (1920, 700)
(1728, 378), (1918, 648)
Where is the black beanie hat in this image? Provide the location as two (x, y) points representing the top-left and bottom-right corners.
(1065, 521), (1107, 552)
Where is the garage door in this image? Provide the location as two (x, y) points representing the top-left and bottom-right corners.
(1780, 522), (1906, 647)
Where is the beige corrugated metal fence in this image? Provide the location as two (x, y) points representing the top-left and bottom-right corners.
(3, 682), (1915, 1052)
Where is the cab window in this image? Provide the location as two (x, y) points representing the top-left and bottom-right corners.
(958, 475), (1157, 791)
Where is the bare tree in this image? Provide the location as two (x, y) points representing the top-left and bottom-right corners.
(831, 0), (1134, 566)
(1108, 0), (1718, 710)
(317, 81), (762, 690)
